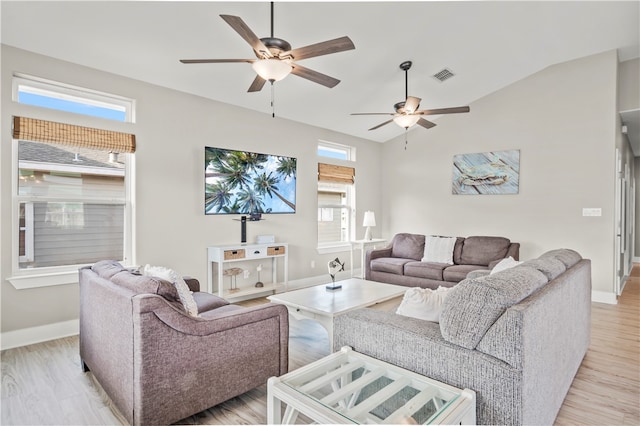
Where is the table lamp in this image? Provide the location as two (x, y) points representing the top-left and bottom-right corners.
(363, 211), (376, 240)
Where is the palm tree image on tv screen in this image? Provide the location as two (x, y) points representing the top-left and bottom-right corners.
(205, 147), (296, 215)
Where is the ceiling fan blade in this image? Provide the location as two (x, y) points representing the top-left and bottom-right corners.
(369, 119), (394, 131)
(417, 118), (437, 129)
(351, 112), (395, 116)
(248, 75), (267, 92)
(404, 96), (421, 114)
(180, 59), (254, 64)
(291, 64), (340, 88)
(417, 106), (470, 116)
(281, 36), (355, 61)
(220, 15), (272, 58)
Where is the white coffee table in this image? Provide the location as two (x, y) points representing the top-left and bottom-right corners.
(267, 346), (476, 424)
(267, 278), (406, 349)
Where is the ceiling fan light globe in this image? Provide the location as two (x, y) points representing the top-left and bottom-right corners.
(252, 59), (292, 82)
(393, 114), (420, 129)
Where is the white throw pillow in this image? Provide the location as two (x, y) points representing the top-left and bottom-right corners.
(396, 286), (450, 323)
(490, 256), (522, 274)
(422, 236), (457, 264)
(142, 264), (199, 317)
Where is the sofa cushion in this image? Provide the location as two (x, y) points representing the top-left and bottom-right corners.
(192, 292), (230, 313)
(540, 248), (582, 268)
(404, 262), (447, 280)
(422, 236), (457, 264)
(451, 237), (465, 264)
(92, 260), (127, 279)
(396, 286), (451, 322)
(391, 233), (425, 261)
(439, 266), (548, 349)
(371, 257), (413, 275)
(442, 264), (488, 282)
(520, 257), (566, 280)
(490, 256), (522, 274)
(141, 265), (198, 317)
(111, 271), (179, 301)
(460, 236), (511, 266)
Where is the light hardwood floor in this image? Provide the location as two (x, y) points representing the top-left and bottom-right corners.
(1, 273), (638, 425)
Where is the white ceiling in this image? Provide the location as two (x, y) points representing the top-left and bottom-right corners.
(1, 1), (639, 144)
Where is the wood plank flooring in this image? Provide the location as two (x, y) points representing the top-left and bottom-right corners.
(1, 272), (638, 425)
(555, 267), (640, 425)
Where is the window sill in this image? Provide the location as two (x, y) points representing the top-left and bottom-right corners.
(316, 243), (351, 255)
(7, 270), (81, 290)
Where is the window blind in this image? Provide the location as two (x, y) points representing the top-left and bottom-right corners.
(318, 163), (355, 184)
(12, 116), (136, 153)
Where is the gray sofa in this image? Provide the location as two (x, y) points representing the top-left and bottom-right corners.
(336, 249), (591, 425)
(79, 260), (289, 426)
(366, 233), (520, 289)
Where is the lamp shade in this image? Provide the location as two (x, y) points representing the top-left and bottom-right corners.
(252, 59), (292, 82)
(363, 211), (376, 227)
(393, 114), (420, 129)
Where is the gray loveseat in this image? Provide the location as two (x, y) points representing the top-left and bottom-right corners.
(79, 260), (289, 425)
(336, 249), (591, 425)
(366, 233), (520, 289)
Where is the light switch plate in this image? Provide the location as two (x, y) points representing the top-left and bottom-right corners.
(582, 208), (602, 217)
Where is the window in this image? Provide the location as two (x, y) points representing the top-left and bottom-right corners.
(13, 74), (135, 123)
(318, 183), (352, 245)
(318, 140), (355, 161)
(12, 115), (135, 283)
(317, 162), (355, 252)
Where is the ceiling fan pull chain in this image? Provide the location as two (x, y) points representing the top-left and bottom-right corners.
(271, 81), (275, 118)
(404, 129), (408, 150)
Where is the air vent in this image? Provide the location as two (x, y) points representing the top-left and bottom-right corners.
(433, 68), (455, 82)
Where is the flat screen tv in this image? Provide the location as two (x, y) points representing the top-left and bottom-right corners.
(205, 146), (296, 215)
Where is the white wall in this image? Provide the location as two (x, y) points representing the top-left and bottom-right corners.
(1, 45), (383, 335)
(619, 58), (639, 112)
(381, 50), (623, 299)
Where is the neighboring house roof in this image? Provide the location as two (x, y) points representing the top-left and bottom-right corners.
(18, 140), (124, 171)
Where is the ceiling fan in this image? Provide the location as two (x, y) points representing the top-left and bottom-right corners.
(352, 61), (470, 131)
(179, 2), (355, 93)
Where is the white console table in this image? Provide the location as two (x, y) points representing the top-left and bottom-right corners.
(207, 243), (288, 300)
(350, 238), (387, 278)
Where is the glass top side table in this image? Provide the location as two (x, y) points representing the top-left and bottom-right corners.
(267, 346), (476, 424)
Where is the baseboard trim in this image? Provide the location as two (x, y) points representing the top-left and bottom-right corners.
(591, 290), (618, 305)
(1, 319), (79, 350)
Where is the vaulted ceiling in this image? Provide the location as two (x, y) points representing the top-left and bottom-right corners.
(2, 1), (639, 144)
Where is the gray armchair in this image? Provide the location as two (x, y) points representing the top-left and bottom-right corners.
(79, 261), (288, 425)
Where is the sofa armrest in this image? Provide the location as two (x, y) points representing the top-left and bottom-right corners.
(365, 246), (393, 279)
(368, 246), (392, 260)
(506, 243), (520, 261)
